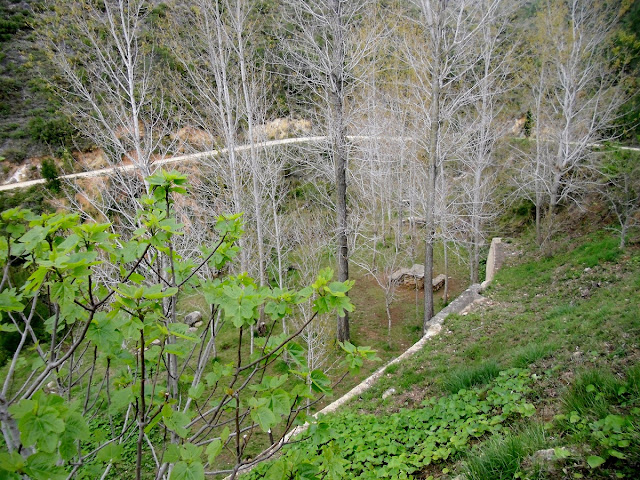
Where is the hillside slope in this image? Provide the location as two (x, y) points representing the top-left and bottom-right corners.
(248, 227), (640, 479)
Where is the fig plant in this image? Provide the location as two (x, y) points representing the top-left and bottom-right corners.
(0, 170), (372, 479)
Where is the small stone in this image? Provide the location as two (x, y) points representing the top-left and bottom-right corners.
(584, 267), (591, 273)
(382, 388), (396, 400)
(151, 339), (161, 346)
(184, 311), (202, 326)
(194, 321), (203, 328)
(533, 448), (556, 462)
(188, 327), (197, 333)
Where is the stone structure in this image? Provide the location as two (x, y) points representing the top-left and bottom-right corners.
(482, 237), (505, 288)
(390, 264), (446, 291)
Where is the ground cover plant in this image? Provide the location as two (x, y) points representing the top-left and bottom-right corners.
(247, 369), (537, 479)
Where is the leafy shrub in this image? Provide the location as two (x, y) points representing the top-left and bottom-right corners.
(1, 147), (26, 163)
(0, 171), (370, 479)
(40, 157), (61, 192)
(555, 367), (640, 472)
(27, 116), (75, 146)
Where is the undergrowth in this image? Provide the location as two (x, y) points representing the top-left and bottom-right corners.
(247, 369), (536, 479)
(463, 423), (548, 480)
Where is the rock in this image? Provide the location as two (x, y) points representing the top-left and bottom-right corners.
(580, 288), (590, 298)
(390, 264), (424, 288)
(432, 274), (446, 291)
(511, 115), (526, 135)
(257, 321), (267, 337)
(188, 327), (197, 333)
(44, 381), (58, 394)
(402, 216), (427, 227)
(382, 388), (396, 400)
(533, 448), (556, 462)
(584, 267), (592, 273)
(194, 321), (203, 328)
(151, 339), (161, 346)
(184, 311), (202, 327)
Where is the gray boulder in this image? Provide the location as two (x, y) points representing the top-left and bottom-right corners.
(382, 388), (396, 400)
(184, 311), (202, 327)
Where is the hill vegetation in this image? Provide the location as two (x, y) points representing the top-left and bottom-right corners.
(0, 0), (639, 479)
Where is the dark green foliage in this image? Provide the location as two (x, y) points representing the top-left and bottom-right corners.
(40, 157), (60, 192)
(0, 77), (21, 108)
(443, 361), (502, 394)
(2, 147), (26, 163)
(523, 109), (533, 138)
(512, 200), (535, 219)
(27, 116), (75, 146)
(611, 1), (640, 142)
(0, 186), (48, 213)
(248, 369), (536, 479)
(0, 3), (32, 42)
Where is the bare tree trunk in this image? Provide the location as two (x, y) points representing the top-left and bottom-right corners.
(423, 67), (440, 330)
(443, 240), (449, 303)
(328, 0), (350, 343)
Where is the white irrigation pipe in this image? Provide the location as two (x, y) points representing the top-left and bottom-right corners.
(0, 135), (636, 193)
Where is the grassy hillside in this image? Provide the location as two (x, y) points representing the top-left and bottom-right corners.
(248, 220), (640, 479)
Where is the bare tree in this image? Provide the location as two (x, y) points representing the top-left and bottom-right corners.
(519, 0), (626, 246)
(39, 0), (174, 197)
(404, 0), (484, 330)
(281, 0), (379, 342)
(456, 0), (511, 283)
(171, 0), (277, 352)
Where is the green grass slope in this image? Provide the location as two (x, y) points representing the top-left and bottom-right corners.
(247, 229), (640, 479)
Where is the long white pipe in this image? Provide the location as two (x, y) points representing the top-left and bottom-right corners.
(1, 136), (636, 193)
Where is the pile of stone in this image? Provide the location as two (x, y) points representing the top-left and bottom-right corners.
(390, 264), (446, 291)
